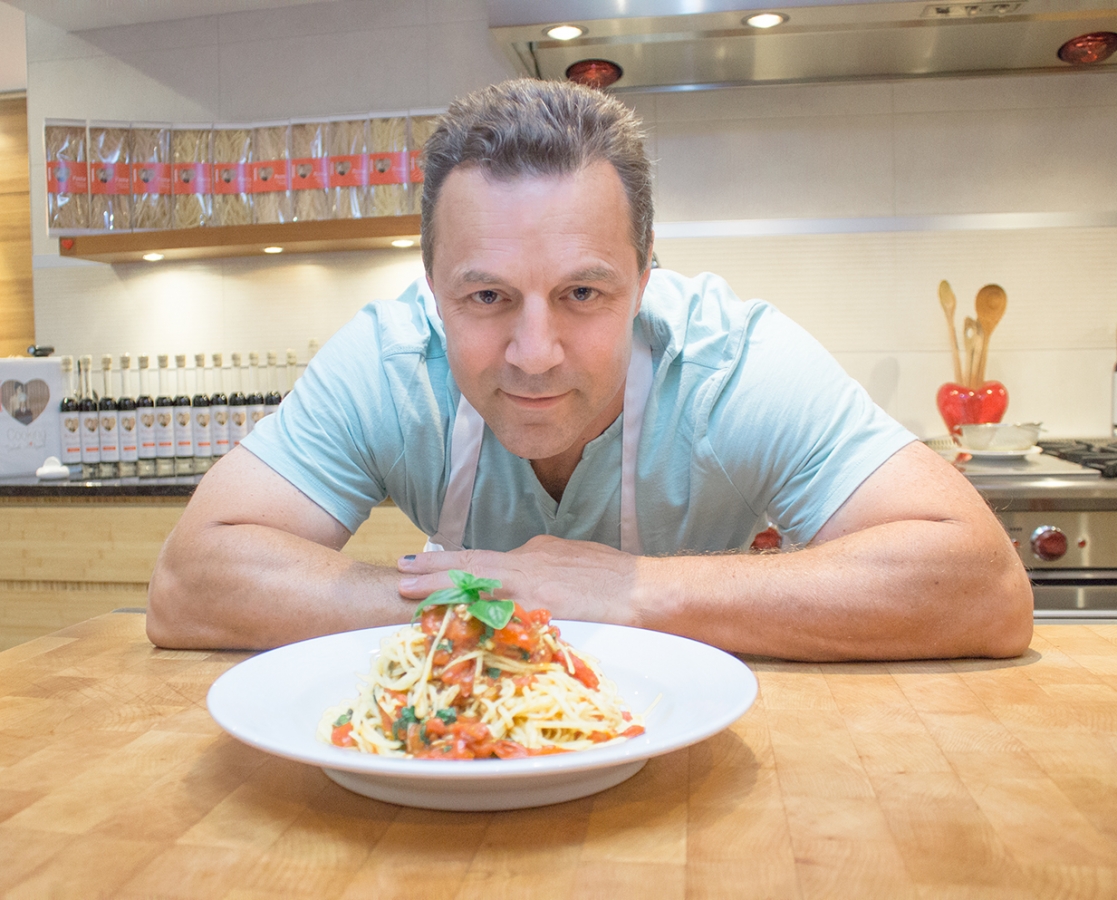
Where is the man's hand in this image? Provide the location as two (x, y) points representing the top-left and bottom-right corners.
(397, 535), (645, 625)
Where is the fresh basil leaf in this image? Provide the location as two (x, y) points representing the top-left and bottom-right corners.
(468, 598), (515, 630)
(333, 709), (352, 727)
(435, 708), (457, 725)
(412, 586), (472, 619)
(448, 569), (503, 597)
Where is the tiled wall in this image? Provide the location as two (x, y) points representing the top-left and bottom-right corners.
(24, 0), (1117, 438)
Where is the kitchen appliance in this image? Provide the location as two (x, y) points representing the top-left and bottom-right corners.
(488, 0), (1117, 92)
(945, 439), (1117, 622)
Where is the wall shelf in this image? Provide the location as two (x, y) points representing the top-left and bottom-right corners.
(56, 214), (422, 263)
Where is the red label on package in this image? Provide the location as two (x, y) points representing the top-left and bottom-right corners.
(172, 162), (211, 195)
(89, 162), (129, 195)
(290, 156), (329, 191)
(368, 151), (407, 185)
(131, 162), (171, 195)
(327, 153), (368, 188)
(212, 162), (249, 194)
(250, 159), (290, 193)
(47, 160), (89, 194)
(409, 149), (425, 184)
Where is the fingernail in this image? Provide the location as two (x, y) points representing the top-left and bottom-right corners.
(402, 554), (416, 561)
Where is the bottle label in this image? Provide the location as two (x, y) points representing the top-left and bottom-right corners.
(138, 411), (157, 459)
(89, 162), (131, 196)
(248, 404), (266, 433)
(155, 409), (175, 458)
(119, 412), (138, 461)
(99, 410), (121, 461)
(172, 162), (212, 195)
(212, 162), (249, 194)
(368, 151), (407, 185)
(132, 162), (172, 196)
(328, 154), (368, 188)
(192, 408), (213, 458)
(210, 404), (230, 455)
(291, 157), (329, 191)
(47, 160), (89, 195)
(60, 414), (82, 464)
(80, 411), (101, 463)
(229, 404), (249, 446)
(250, 159), (290, 193)
(174, 404), (194, 456)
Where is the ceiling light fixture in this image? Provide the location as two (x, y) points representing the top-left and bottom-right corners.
(545, 24), (585, 41)
(390, 239), (416, 248)
(744, 12), (788, 29)
(142, 252), (164, 261)
(263, 246), (284, 254)
(1057, 31), (1117, 65)
(565, 59), (623, 90)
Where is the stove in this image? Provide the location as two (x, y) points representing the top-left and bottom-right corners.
(938, 438), (1117, 623)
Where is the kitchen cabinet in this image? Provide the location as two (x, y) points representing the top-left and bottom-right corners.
(57, 214), (421, 263)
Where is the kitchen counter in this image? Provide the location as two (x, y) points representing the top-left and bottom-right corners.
(0, 473), (200, 498)
(2, 613), (1115, 897)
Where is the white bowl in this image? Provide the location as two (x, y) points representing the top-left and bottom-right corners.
(958, 422), (1042, 452)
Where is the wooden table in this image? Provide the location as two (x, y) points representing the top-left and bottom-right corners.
(2, 614), (1116, 898)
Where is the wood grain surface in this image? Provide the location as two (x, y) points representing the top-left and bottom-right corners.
(1, 615), (1115, 898)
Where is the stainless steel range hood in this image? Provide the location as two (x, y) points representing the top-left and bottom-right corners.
(488, 0), (1117, 92)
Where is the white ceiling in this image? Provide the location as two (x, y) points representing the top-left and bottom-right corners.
(1, 0), (332, 32)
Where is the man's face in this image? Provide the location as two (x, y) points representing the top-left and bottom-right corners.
(427, 161), (651, 463)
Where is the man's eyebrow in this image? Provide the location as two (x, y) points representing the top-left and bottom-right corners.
(456, 269), (503, 285)
(564, 266), (618, 283)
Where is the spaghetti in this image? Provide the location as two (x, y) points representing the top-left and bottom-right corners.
(319, 603), (645, 759)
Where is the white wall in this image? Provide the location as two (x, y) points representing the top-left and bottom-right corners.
(24, 0), (1117, 438)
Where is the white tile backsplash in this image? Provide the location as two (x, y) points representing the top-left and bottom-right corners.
(21, 6), (1117, 440)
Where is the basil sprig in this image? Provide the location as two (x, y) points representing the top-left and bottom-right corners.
(412, 569), (515, 630)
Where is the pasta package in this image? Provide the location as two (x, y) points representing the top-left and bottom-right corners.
(289, 119), (329, 222)
(320, 575), (645, 760)
(251, 122), (292, 224)
(406, 112), (441, 216)
(131, 125), (173, 230)
(326, 117), (368, 220)
(366, 115), (408, 218)
(171, 126), (212, 229)
(212, 126), (253, 227)
(88, 122), (131, 231)
(44, 119), (89, 233)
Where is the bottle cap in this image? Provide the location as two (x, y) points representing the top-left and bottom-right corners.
(249, 351), (260, 366)
(286, 349), (297, 366)
(231, 352), (242, 366)
(267, 350), (277, 365)
(120, 353), (131, 369)
(212, 352), (224, 367)
(138, 355), (150, 369)
(157, 354), (169, 367)
(101, 354), (113, 370)
(195, 352), (206, 368)
(60, 355), (73, 372)
(175, 354), (187, 367)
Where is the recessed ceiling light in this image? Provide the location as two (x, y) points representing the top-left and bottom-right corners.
(391, 239), (416, 248)
(545, 24), (585, 41)
(142, 252), (164, 261)
(744, 12), (788, 29)
(263, 246), (284, 254)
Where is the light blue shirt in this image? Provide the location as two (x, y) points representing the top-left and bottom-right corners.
(243, 269), (915, 552)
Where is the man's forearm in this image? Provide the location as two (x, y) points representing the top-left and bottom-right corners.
(147, 522), (414, 650)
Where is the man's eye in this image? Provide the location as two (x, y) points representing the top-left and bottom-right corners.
(471, 290), (501, 305)
(569, 286), (596, 302)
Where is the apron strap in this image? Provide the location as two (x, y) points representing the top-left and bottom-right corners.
(620, 336), (652, 555)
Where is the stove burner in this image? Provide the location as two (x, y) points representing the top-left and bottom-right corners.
(1038, 440), (1117, 478)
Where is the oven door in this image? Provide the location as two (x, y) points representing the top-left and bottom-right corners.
(1030, 569), (1117, 622)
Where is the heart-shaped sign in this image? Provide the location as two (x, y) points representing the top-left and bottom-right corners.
(0, 379), (51, 425)
(936, 381), (1008, 435)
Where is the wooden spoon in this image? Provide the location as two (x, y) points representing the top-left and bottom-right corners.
(974, 284), (1007, 385)
(938, 280), (963, 384)
(963, 316), (977, 388)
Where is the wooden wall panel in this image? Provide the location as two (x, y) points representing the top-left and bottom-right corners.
(0, 94), (33, 358)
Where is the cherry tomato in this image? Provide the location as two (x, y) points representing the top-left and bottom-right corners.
(331, 722), (355, 747)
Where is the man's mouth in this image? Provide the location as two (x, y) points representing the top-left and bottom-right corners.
(500, 390), (570, 410)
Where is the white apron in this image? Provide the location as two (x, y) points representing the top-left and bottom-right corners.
(424, 337), (653, 555)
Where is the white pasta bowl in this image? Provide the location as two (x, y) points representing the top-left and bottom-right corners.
(957, 422), (1042, 452)
(207, 621), (758, 811)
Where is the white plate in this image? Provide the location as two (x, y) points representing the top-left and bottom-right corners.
(959, 445), (1042, 459)
(207, 621), (757, 811)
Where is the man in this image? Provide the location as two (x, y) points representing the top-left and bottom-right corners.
(147, 79), (1032, 660)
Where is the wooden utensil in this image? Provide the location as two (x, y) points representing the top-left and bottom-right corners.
(974, 283), (1007, 385)
(963, 316), (977, 387)
(938, 280), (963, 384)
(970, 320), (985, 389)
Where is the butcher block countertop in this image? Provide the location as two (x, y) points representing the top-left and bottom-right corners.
(2, 615), (1115, 898)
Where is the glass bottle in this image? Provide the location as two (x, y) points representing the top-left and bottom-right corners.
(173, 354), (194, 475)
(78, 355), (101, 479)
(264, 349), (282, 416)
(58, 355), (82, 470)
(228, 352), (249, 448)
(191, 352), (213, 474)
(136, 355), (157, 477)
(210, 352), (230, 458)
(246, 351), (265, 432)
(97, 354), (120, 478)
(117, 353), (138, 477)
(284, 349), (299, 397)
(154, 354), (176, 476)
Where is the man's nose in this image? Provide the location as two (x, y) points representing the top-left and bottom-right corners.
(506, 297), (563, 375)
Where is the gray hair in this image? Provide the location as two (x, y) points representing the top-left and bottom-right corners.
(419, 78), (654, 274)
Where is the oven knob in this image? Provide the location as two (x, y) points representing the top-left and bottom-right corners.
(1030, 526), (1068, 561)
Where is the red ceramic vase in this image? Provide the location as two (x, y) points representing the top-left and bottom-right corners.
(936, 381), (1008, 435)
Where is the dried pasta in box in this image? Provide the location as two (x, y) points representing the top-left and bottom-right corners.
(290, 119), (329, 222)
(45, 119), (89, 233)
(366, 115), (407, 217)
(212, 126), (253, 226)
(131, 125), (173, 230)
(327, 117), (368, 220)
(88, 122), (131, 231)
(407, 113), (441, 215)
(251, 122), (292, 224)
(172, 127), (212, 228)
